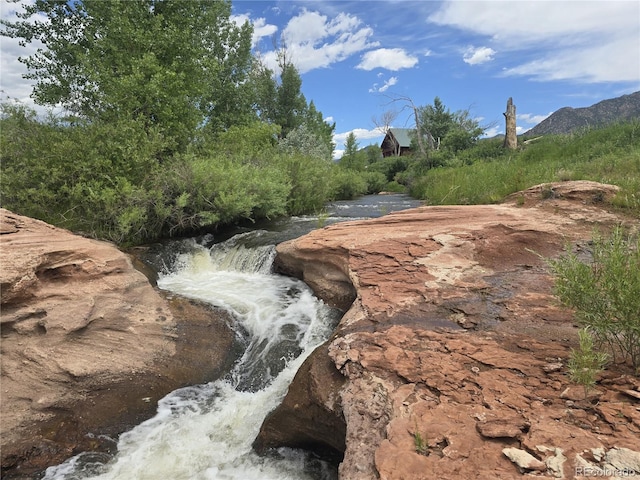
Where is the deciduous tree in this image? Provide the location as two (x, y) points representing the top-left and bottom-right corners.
(1, 0), (254, 152)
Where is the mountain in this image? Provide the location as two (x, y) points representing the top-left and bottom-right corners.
(524, 91), (640, 136)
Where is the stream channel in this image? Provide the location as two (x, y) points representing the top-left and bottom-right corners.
(42, 194), (423, 480)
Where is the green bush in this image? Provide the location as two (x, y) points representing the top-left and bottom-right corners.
(384, 180), (406, 193)
(0, 104), (169, 243)
(158, 152), (290, 235)
(568, 327), (609, 398)
(365, 171), (389, 194)
(548, 227), (640, 372)
(330, 168), (368, 200)
(276, 153), (333, 215)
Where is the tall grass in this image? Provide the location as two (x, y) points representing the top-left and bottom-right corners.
(409, 121), (640, 215)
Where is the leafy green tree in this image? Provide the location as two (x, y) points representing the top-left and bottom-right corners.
(251, 57), (279, 124)
(344, 132), (359, 157)
(250, 53), (334, 155)
(418, 97), (453, 149)
(415, 97), (483, 154)
(339, 133), (366, 171)
(364, 144), (383, 164)
(302, 100), (335, 159)
(274, 59), (306, 138)
(278, 124), (331, 161)
(1, 0), (254, 152)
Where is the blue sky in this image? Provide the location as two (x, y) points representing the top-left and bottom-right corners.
(2, 1), (639, 158)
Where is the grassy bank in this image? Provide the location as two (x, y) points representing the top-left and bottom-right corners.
(409, 121), (640, 215)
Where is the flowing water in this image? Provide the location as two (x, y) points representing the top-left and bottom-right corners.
(42, 194), (422, 480)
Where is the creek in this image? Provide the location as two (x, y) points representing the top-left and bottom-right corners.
(42, 194), (423, 480)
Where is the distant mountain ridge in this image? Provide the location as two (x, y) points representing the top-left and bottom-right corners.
(524, 91), (640, 136)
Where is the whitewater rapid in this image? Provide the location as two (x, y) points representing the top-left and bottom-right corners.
(43, 233), (339, 480)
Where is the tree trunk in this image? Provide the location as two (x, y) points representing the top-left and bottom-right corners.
(503, 97), (517, 150)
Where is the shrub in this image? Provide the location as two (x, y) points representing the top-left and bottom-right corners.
(568, 328), (609, 398)
(330, 168), (368, 200)
(364, 171), (388, 194)
(548, 227), (640, 372)
(384, 180), (406, 193)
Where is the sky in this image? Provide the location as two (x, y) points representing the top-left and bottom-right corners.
(1, 0), (639, 159)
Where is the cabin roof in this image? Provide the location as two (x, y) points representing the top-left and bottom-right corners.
(383, 128), (413, 148)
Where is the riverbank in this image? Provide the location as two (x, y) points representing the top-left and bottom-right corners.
(258, 181), (640, 479)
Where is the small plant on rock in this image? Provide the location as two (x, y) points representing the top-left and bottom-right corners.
(568, 327), (609, 399)
(413, 423), (429, 456)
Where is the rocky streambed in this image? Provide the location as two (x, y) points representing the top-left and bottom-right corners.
(2, 181), (639, 479)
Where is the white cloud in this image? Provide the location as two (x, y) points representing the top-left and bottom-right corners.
(334, 127), (384, 147)
(259, 9), (379, 74)
(502, 35), (639, 82)
(357, 48), (419, 71)
(518, 112), (552, 125)
(0, 1), (54, 115)
(232, 14), (278, 48)
(482, 125), (501, 138)
(369, 76), (398, 93)
(462, 46), (496, 65)
(429, 1), (640, 83)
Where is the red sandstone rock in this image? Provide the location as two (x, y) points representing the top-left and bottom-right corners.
(0, 209), (235, 478)
(262, 181), (640, 480)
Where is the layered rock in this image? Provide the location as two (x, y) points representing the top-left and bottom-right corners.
(259, 182), (640, 479)
(0, 209), (236, 478)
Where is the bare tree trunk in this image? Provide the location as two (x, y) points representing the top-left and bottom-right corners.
(410, 99), (427, 156)
(503, 97), (517, 149)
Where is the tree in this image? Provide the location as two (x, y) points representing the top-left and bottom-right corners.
(302, 100), (335, 159)
(416, 97), (484, 155)
(343, 132), (359, 158)
(1, 0), (254, 152)
(250, 47), (334, 155)
(339, 132), (366, 171)
(417, 97), (451, 150)
(274, 54), (307, 138)
(371, 109), (398, 135)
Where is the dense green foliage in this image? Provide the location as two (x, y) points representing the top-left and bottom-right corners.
(548, 227), (640, 372)
(0, 0), (342, 244)
(0, 103), (341, 244)
(415, 97), (484, 154)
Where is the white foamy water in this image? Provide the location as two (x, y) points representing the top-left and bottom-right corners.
(43, 237), (339, 480)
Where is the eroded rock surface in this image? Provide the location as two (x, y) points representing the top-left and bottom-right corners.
(261, 182), (640, 479)
(0, 209), (236, 478)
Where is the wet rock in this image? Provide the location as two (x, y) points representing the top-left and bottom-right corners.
(252, 342), (346, 461)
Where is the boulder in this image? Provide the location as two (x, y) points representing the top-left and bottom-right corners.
(0, 209), (237, 478)
(259, 181), (640, 479)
